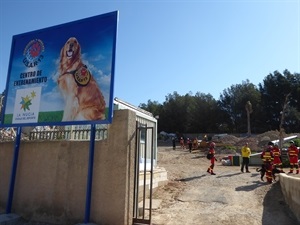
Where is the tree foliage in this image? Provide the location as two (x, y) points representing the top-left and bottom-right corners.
(218, 80), (261, 133)
(139, 70), (300, 134)
(258, 70), (300, 132)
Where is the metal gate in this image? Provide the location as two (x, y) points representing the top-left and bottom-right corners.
(132, 122), (155, 225)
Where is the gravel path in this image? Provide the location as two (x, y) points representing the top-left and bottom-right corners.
(6, 145), (300, 225)
(151, 146), (299, 225)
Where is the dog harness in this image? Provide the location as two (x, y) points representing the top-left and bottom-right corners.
(62, 65), (91, 86)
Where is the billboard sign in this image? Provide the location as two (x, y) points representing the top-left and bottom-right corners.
(1, 11), (118, 126)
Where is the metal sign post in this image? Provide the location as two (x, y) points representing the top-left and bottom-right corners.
(84, 124), (96, 223)
(6, 126), (22, 213)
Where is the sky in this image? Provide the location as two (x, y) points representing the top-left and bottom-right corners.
(1, 0), (300, 107)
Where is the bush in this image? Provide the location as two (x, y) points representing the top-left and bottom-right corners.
(282, 159), (290, 168)
(293, 138), (300, 147)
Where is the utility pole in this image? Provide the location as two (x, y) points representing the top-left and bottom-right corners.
(279, 93), (291, 150)
(245, 101), (253, 137)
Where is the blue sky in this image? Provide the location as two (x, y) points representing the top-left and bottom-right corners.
(1, 0), (299, 107)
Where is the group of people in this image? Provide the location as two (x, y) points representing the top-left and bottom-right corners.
(241, 140), (299, 183)
(206, 140), (299, 180)
(259, 141), (298, 183)
(206, 141), (252, 176)
(176, 137), (199, 152)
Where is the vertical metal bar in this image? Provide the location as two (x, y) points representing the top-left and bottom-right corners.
(133, 121), (140, 218)
(148, 127), (154, 222)
(142, 125), (147, 219)
(6, 127), (22, 213)
(84, 124), (96, 223)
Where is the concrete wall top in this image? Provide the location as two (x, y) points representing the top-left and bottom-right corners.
(279, 174), (300, 223)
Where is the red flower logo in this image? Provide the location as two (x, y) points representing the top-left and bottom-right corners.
(29, 42), (41, 58)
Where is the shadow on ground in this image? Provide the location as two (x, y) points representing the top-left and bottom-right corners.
(262, 182), (299, 225)
(176, 175), (206, 182)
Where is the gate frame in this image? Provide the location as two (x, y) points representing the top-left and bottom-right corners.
(132, 122), (154, 225)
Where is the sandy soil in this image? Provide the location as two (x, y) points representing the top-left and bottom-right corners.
(8, 141), (300, 225)
(151, 145), (300, 225)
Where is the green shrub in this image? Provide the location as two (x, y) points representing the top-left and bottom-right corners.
(293, 138), (300, 147)
(282, 159), (290, 168)
(226, 145), (237, 151)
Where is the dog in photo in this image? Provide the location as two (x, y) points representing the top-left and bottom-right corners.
(58, 37), (106, 121)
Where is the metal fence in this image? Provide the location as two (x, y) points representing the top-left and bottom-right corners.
(0, 128), (16, 141)
(0, 125), (108, 142)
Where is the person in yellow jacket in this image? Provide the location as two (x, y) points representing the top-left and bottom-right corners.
(241, 142), (251, 173)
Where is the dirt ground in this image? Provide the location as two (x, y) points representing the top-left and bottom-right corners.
(7, 132), (300, 225)
(151, 145), (300, 225)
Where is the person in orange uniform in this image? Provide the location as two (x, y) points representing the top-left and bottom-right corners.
(287, 141), (299, 174)
(207, 142), (217, 175)
(193, 137), (198, 150)
(272, 143), (284, 173)
(261, 142), (274, 183)
(180, 137), (185, 149)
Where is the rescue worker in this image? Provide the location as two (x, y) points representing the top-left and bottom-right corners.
(172, 137), (176, 150)
(187, 138), (192, 152)
(272, 144), (284, 173)
(180, 137), (185, 149)
(207, 142), (217, 175)
(287, 141), (299, 174)
(261, 142), (274, 183)
(193, 137), (198, 150)
(241, 142), (251, 173)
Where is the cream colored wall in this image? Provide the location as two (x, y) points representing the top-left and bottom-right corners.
(0, 109), (136, 225)
(279, 173), (300, 223)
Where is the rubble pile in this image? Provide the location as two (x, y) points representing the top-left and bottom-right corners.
(216, 130), (295, 153)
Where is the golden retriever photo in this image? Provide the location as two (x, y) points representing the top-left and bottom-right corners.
(58, 37), (106, 121)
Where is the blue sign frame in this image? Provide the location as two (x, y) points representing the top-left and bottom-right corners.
(1, 11), (118, 127)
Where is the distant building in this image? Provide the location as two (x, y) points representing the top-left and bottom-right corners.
(113, 97), (158, 169)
